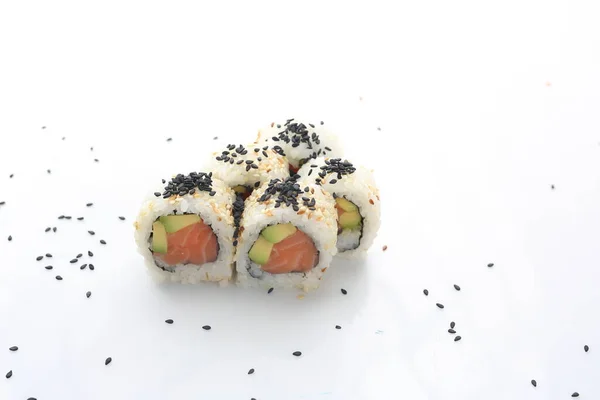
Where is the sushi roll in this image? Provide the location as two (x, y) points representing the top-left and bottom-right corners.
(254, 118), (343, 174)
(298, 157), (381, 256)
(134, 172), (236, 284)
(205, 142), (289, 199)
(235, 175), (338, 292)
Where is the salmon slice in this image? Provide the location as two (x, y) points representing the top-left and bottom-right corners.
(261, 230), (319, 274)
(289, 163), (300, 174)
(155, 221), (218, 266)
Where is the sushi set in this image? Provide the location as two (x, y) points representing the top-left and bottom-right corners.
(134, 118), (381, 291)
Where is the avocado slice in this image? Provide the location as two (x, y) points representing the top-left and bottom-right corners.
(261, 223), (297, 244)
(336, 197), (358, 213)
(159, 214), (201, 233)
(233, 185), (247, 194)
(248, 236), (273, 265)
(339, 210), (362, 230)
(152, 221), (168, 254)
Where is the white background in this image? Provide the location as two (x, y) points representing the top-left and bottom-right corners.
(1, 0), (599, 399)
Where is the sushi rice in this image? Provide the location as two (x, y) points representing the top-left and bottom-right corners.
(205, 143), (289, 188)
(254, 118), (344, 170)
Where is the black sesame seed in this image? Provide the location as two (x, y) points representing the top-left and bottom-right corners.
(572, 393), (579, 397)
(36, 256), (43, 261)
(454, 284), (461, 291)
(584, 345), (589, 352)
(76, 253), (83, 258)
(53, 227), (57, 232)
(8, 235), (12, 241)
(165, 319), (174, 324)
(0, 201), (4, 205)
(94, 158), (99, 162)
(423, 289), (429, 296)
(89, 264), (95, 270)
(335, 325), (341, 330)
(202, 325), (211, 330)
(487, 263), (494, 267)
(105, 357), (112, 365)
(292, 351), (302, 357)
(100, 240), (106, 245)
(119, 216), (126, 220)
(154, 192), (161, 197)
(267, 287), (274, 294)
(86, 203), (93, 207)
(436, 303), (444, 309)
(70, 259), (78, 263)
(448, 329), (456, 334)
(454, 336), (462, 342)
(9, 346), (18, 351)
(166, 137), (172, 142)
(9, 174), (14, 178)
(77, 217), (84, 220)
(450, 321), (455, 328)
(46, 253), (52, 258)
(27, 398), (37, 400)
(88, 251), (93, 257)
(531, 379), (537, 387)
(86, 291), (91, 298)
(45, 265), (53, 270)
(47, 169), (51, 174)
(341, 288), (347, 295)
(213, 136), (218, 140)
(55, 275), (63, 280)
(248, 368), (255, 375)
(64, 216), (72, 220)
(5, 370), (12, 379)
(80, 264), (87, 270)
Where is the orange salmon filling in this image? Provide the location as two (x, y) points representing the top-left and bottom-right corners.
(261, 230), (319, 274)
(155, 221), (218, 265)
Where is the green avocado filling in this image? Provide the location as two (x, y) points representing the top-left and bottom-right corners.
(248, 223), (298, 264)
(152, 221), (168, 254)
(159, 214), (200, 233)
(335, 198), (362, 230)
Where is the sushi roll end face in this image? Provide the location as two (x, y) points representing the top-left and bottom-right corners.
(298, 157), (381, 256)
(235, 175), (338, 292)
(134, 172), (236, 284)
(254, 118), (343, 172)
